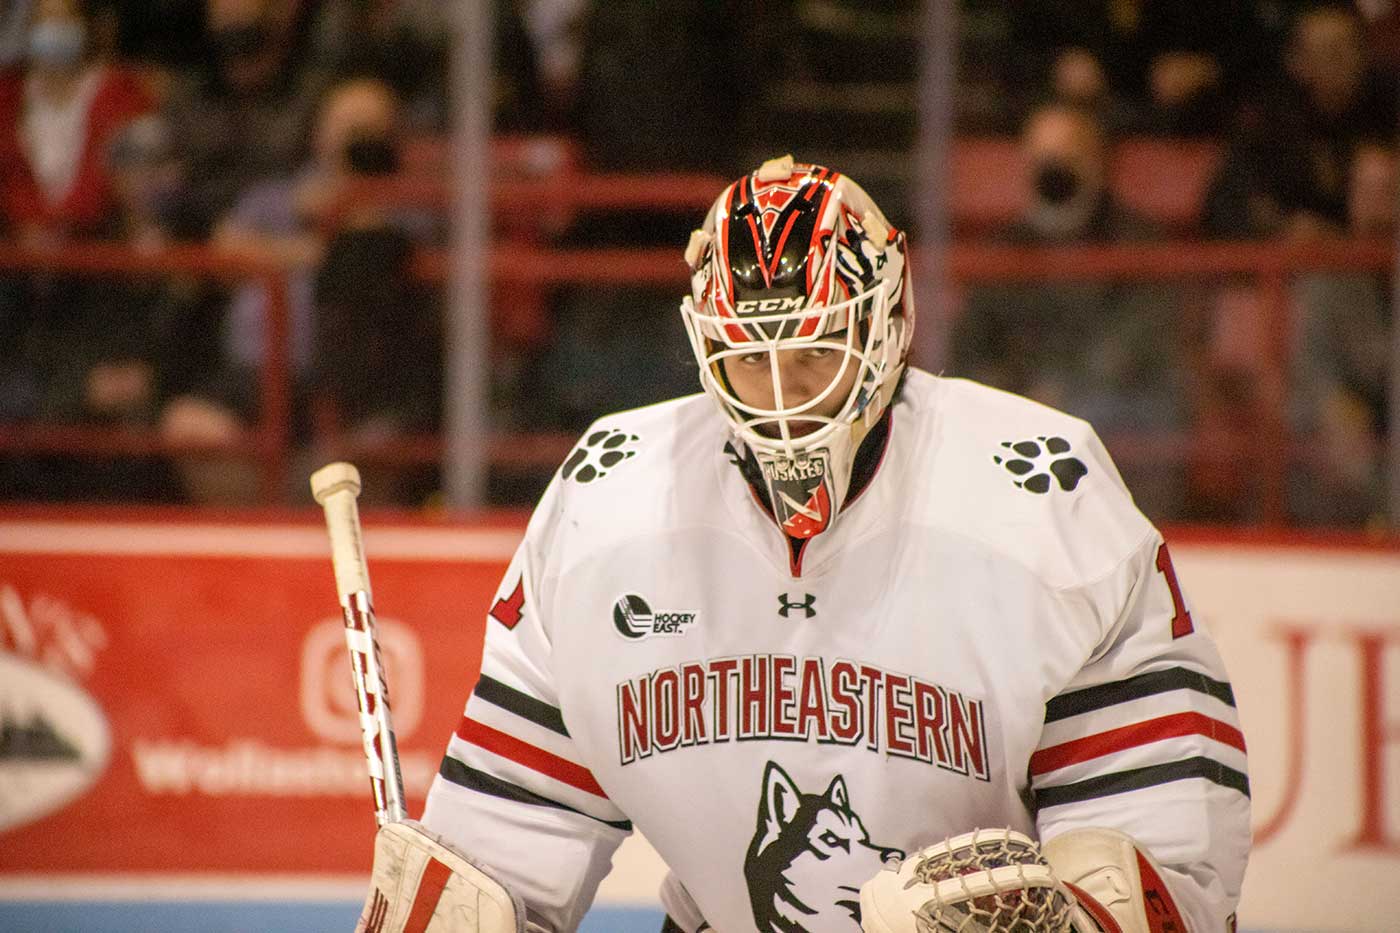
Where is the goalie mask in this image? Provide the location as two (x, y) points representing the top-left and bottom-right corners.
(681, 156), (915, 540)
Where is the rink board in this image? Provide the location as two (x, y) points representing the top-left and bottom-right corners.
(0, 510), (1397, 931)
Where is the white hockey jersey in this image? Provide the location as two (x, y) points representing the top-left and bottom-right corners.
(421, 369), (1251, 933)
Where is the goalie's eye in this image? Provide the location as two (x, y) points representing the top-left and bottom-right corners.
(819, 830), (850, 853)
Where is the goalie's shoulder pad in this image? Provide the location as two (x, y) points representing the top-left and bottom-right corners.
(357, 819), (526, 933)
(1042, 827), (1188, 933)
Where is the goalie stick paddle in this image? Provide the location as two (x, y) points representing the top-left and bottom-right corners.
(311, 462), (408, 828)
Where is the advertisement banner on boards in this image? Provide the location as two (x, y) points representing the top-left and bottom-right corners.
(0, 514), (1398, 930)
(0, 517), (516, 874)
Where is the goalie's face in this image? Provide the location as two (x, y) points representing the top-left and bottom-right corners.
(716, 325), (868, 445)
(720, 334), (863, 440)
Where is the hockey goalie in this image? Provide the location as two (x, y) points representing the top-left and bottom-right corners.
(328, 154), (1250, 932)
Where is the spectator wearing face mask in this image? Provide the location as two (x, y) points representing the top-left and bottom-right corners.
(949, 101), (1188, 520)
(0, 0), (151, 242)
(160, 77), (439, 505)
(158, 0), (330, 238)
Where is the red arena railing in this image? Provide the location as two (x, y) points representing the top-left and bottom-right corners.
(0, 241), (294, 503)
(0, 205), (1392, 522)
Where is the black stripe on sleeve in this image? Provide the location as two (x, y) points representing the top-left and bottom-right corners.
(473, 674), (570, 737)
(1033, 756), (1251, 812)
(1045, 666), (1236, 723)
(439, 756), (632, 831)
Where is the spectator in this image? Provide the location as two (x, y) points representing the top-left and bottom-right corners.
(995, 1), (1137, 131)
(1001, 1), (1272, 135)
(0, 0), (151, 242)
(1288, 140), (1395, 526)
(161, 77), (439, 505)
(0, 0), (183, 501)
(0, 112), (214, 504)
(949, 102), (1187, 519)
(103, 113), (226, 407)
(301, 0), (541, 134)
(518, 0), (588, 130)
(106, 0), (205, 72)
(1204, 2), (1398, 239)
(105, 112), (195, 247)
(1127, 1), (1274, 136)
(160, 0), (330, 238)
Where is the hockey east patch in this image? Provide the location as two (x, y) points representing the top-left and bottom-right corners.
(612, 594), (698, 641)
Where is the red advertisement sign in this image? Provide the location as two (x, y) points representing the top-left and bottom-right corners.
(0, 514), (519, 874)
(4, 513), (1399, 930)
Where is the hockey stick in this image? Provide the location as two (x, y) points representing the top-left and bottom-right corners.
(313, 464), (530, 933)
(311, 462), (407, 828)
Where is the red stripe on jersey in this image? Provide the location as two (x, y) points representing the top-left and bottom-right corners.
(1030, 711), (1246, 776)
(403, 857), (453, 933)
(457, 716), (609, 798)
(1136, 850), (1188, 933)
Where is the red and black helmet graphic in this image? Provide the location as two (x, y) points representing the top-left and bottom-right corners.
(700, 161), (890, 343)
(725, 166), (833, 299)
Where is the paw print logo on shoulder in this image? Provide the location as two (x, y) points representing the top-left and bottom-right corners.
(561, 428), (640, 483)
(993, 435), (1088, 494)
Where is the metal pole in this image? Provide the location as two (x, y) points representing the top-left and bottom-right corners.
(443, 0), (494, 508)
(911, 0), (958, 373)
(1390, 164), (1400, 529)
(260, 272), (291, 503)
(1388, 76), (1400, 530)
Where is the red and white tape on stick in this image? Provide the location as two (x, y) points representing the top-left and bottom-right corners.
(311, 462), (407, 828)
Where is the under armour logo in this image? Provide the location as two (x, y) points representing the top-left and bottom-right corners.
(778, 593), (816, 619)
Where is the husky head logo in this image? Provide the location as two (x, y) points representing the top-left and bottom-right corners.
(744, 760), (903, 931)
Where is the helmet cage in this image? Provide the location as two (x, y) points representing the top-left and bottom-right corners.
(680, 276), (898, 459)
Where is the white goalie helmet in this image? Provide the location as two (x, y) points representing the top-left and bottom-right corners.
(680, 155), (915, 540)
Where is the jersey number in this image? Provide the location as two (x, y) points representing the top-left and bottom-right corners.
(489, 577), (525, 630)
(1155, 543), (1194, 639)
